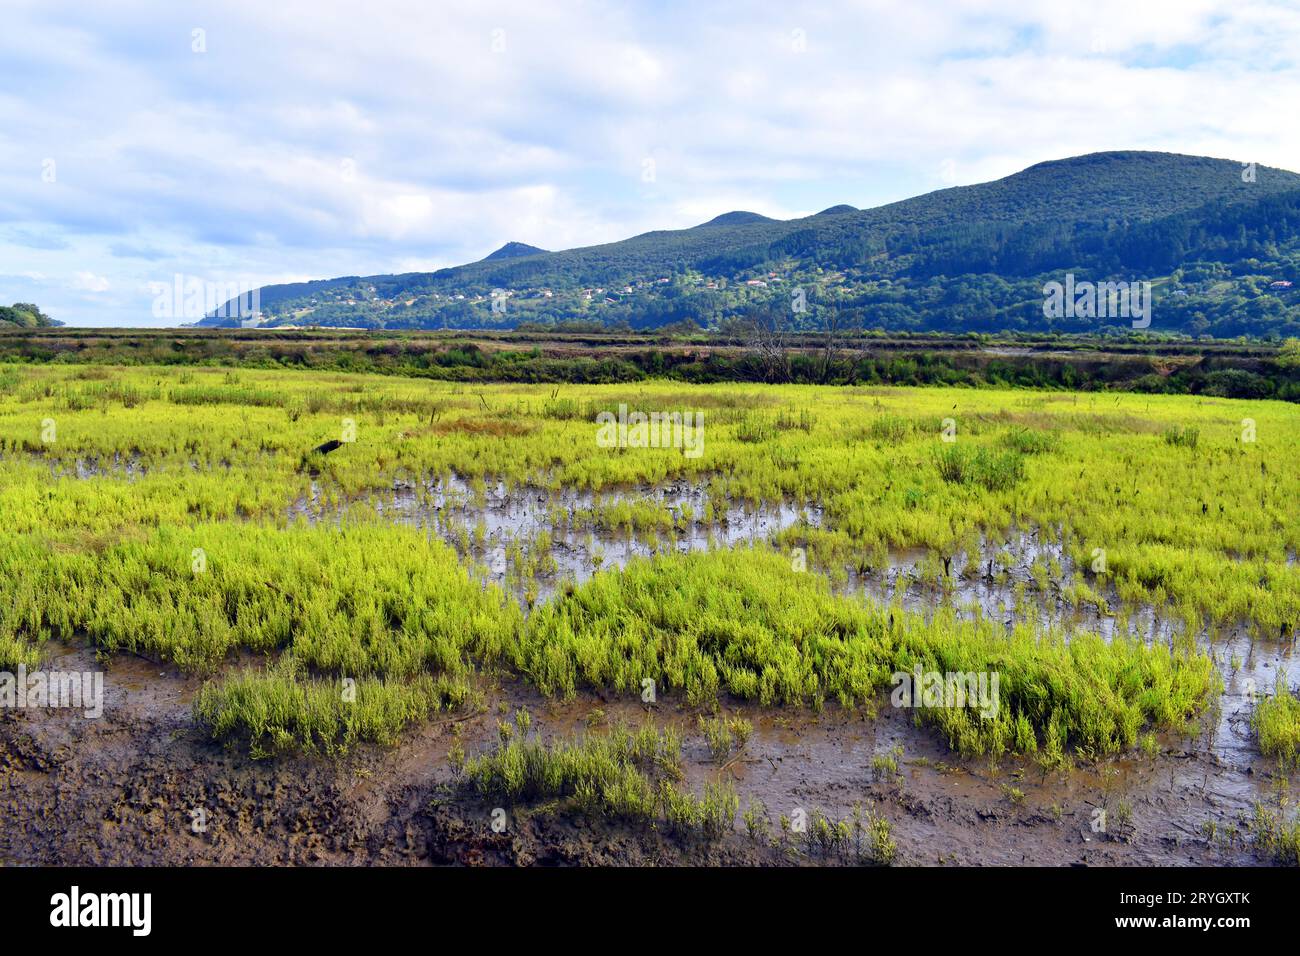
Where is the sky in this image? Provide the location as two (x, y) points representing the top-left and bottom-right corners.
(3, 0), (1300, 327)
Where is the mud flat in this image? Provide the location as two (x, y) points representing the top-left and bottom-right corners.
(0, 642), (1280, 866)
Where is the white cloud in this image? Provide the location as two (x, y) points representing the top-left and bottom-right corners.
(71, 271), (111, 293)
(2, 0), (1299, 325)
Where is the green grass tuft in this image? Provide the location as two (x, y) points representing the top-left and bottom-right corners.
(193, 659), (473, 757)
(1253, 673), (1300, 768)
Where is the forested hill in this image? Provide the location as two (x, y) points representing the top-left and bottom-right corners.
(0, 303), (60, 328)
(203, 151), (1300, 338)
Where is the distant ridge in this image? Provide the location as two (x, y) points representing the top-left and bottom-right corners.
(203, 151), (1300, 339)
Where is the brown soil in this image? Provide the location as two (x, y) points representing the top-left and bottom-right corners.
(0, 643), (1282, 867)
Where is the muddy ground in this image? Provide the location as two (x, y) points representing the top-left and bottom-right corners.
(0, 639), (1286, 867)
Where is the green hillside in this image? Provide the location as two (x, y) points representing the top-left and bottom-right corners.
(205, 152), (1300, 338)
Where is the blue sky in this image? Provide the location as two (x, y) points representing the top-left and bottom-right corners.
(3, 0), (1299, 326)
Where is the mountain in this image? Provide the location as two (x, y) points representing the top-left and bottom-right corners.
(482, 241), (548, 261)
(203, 151), (1300, 338)
(698, 211), (776, 227)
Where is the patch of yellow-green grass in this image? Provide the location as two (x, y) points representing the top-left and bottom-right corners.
(894, 623), (1220, 764)
(463, 716), (737, 839)
(193, 660), (473, 757)
(0, 520), (522, 674)
(521, 546), (896, 708)
(1250, 801), (1300, 865)
(521, 547), (1220, 758)
(1253, 673), (1300, 769)
(0, 633), (40, 670)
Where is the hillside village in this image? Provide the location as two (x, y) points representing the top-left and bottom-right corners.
(233, 258), (1299, 341)
(208, 153), (1300, 340)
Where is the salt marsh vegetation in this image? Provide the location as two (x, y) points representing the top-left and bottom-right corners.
(0, 363), (1295, 782)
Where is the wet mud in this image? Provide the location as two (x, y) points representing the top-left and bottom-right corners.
(1, 641), (1287, 866)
